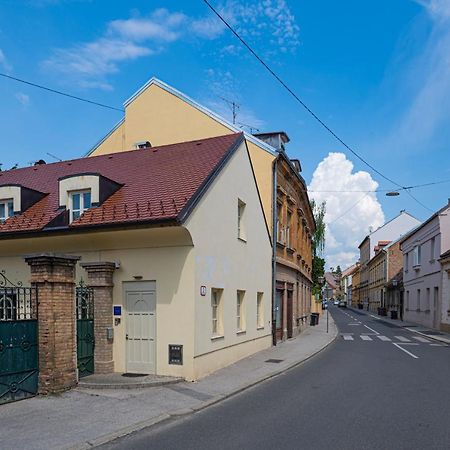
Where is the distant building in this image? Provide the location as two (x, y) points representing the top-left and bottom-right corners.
(358, 211), (421, 309)
(401, 200), (450, 331)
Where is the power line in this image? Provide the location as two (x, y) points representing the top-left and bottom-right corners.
(308, 178), (450, 193)
(327, 193), (370, 225)
(0, 73), (124, 112)
(201, 0), (434, 212)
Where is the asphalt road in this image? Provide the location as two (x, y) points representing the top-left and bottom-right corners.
(102, 306), (450, 450)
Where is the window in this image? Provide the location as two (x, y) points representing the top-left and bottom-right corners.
(257, 292), (264, 329)
(0, 294), (17, 321)
(286, 211), (292, 248)
(426, 288), (430, 311)
(413, 245), (421, 267)
(430, 237), (435, 261)
(405, 252), (409, 272)
(417, 289), (421, 311)
(70, 190), (91, 222)
(237, 290), (245, 332)
(406, 291), (410, 310)
(0, 199), (14, 221)
(237, 199), (246, 241)
(211, 289), (223, 337)
(434, 287), (439, 312)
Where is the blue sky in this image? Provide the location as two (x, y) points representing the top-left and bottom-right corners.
(1, 0), (449, 268)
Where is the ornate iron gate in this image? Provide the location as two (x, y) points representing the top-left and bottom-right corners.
(0, 271), (38, 405)
(76, 283), (94, 378)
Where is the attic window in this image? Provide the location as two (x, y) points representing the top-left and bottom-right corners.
(0, 199), (14, 221)
(70, 190), (91, 222)
(135, 141), (152, 149)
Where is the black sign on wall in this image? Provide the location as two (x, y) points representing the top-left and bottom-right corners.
(168, 344), (183, 365)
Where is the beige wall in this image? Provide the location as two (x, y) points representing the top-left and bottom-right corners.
(0, 185), (21, 212)
(89, 82), (275, 236)
(185, 141), (272, 379)
(0, 227), (198, 379)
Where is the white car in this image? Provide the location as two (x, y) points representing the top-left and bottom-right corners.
(333, 299), (339, 306)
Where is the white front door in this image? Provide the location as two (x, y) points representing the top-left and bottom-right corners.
(125, 282), (156, 374)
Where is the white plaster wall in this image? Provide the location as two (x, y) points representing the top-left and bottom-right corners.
(59, 175), (100, 207)
(185, 141), (272, 379)
(438, 204), (450, 255)
(0, 185), (21, 212)
(440, 262), (450, 330)
(370, 212), (421, 259)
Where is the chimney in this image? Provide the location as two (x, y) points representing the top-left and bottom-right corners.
(253, 131), (290, 153)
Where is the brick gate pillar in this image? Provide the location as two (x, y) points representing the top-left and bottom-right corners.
(80, 262), (116, 374)
(24, 253), (80, 394)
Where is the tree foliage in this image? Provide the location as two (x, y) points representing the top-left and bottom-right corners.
(310, 199), (326, 257)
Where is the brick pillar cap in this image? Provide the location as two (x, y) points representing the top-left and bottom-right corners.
(80, 261), (117, 270)
(24, 253), (81, 263)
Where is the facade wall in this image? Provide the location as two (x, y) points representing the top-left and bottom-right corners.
(359, 238), (370, 307)
(185, 142), (272, 378)
(89, 82), (276, 237)
(387, 241), (403, 280)
(369, 212), (421, 259)
(352, 269), (360, 305)
(440, 258), (450, 332)
(0, 227), (197, 379)
(368, 252), (386, 311)
(402, 214), (442, 329)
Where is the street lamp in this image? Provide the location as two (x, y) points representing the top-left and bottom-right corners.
(386, 191), (400, 197)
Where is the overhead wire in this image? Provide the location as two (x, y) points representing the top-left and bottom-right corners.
(201, 0), (435, 212)
(0, 72), (124, 112)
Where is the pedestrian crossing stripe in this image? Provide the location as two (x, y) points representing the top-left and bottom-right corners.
(412, 336), (430, 343)
(377, 335), (391, 341)
(360, 335), (372, 341)
(394, 336), (411, 342)
(343, 335), (354, 340)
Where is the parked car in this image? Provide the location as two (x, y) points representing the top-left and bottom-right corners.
(333, 299), (339, 306)
(338, 300), (347, 308)
(322, 300), (328, 310)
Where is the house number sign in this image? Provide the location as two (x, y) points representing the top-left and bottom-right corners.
(200, 286), (207, 296)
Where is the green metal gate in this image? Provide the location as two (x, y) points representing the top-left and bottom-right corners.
(76, 284), (94, 378)
(0, 271), (38, 405)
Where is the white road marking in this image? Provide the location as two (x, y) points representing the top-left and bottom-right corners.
(394, 336), (411, 342)
(360, 335), (372, 341)
(412, 336), (430, 343)
(348, 323), (361, 326)
(364, 325), (380, 335)
(377, 335), (391, 342)
(369, 314), (380, 320)
(343, 335), (354, 341)
(429, 343), (445, 347)
(393, 343), (419, 359)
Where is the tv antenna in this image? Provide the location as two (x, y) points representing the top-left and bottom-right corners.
(219, 96), (240, 124)
(46, 152), (63, 162)
(237, 121), (260, 134)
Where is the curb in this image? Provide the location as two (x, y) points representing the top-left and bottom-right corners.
(69, 321), (338, 449)
(348, 307), (450, 345)
(77, 377), (184, 390)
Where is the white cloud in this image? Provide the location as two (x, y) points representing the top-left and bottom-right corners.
(0, 49), (12, 73)
(15, 92), (30, 106)
(308, 152), (385, 270)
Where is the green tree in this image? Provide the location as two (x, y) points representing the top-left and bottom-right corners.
(310, 199), (327, 297)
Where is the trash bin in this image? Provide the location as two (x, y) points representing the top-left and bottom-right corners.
(358, 303), (363, 310)
(390, 310), (398, 320)
(310, 312), (319, 326)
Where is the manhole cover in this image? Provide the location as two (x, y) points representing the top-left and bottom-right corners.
(265, 359), (284, 364)
(122, 373), (148, 378)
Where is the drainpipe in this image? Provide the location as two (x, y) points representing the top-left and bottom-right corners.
(272, 157), (278, 346)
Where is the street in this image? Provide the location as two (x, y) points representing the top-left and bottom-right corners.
(102, 306), (450, 450)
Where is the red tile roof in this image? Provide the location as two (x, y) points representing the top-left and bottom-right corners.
(0, 133), (243, 235)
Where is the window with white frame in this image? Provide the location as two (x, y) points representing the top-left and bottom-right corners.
(211, 288), (223, 337)
(237, 290), (245, 332)
(237, 199), (246, 241)
(413, 245), (421, 266)
(430, 237), (435, 261)
(70, 190), (92, 222)
(0, 199), (14, 221)
(257, 292), (264, 329)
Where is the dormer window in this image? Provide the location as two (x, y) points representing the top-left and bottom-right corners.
(70, 190), (91, 222)
(0, 199), (14, 221)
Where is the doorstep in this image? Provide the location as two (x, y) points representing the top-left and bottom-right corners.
(77, 373), (184, 389)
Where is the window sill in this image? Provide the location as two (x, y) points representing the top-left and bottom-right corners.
(236, 330), (246, 335)
(424, 309), (430, 314)
(238, 237), (247, 243)
(256, 326), (265, 330)
(211, 335), (224, 341)
(276, 241), (285, 249)
(286, 247), (295, 254)
(413, 265), (421, 271)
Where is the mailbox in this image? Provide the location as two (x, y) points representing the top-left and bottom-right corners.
(168, 344), (183, 365)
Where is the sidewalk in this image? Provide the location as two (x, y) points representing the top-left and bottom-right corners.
(0, 314), (337, 450)
(348, 306), (450, 345)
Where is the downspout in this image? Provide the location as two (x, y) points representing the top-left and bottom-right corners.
(272, 157), (278, 346)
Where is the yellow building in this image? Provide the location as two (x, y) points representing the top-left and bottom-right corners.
(0, 134), (272, 381)
(88, 77), (276, 236)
